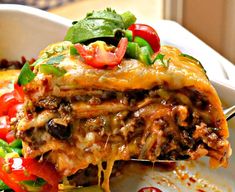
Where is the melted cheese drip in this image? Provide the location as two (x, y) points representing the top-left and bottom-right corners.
(98, 156), (116, 192)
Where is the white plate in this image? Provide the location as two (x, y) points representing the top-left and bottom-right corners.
(0, 4), (234, 192)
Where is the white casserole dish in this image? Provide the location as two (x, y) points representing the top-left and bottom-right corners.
(0, 4), (234, 192)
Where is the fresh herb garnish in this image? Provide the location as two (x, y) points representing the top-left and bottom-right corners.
(139, 46), (152, 65)
(39, 64), (66, 77)
(17, 62), (36, 86)
(153, 53), (169, 67)
(46, 55), (65, 65)
(64, 9), (136, 44)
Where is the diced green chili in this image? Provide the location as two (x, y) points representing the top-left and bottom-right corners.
(39, 64), (66, 77)
(11, 148), (22, 156)
(139, 46), (152, 65)
(70, 45), (79, 56)
(9, 139), (22, 148)
(0, 180), (10, 190)
(124, 29), (133, 41)
(134, 36), (154, 55)
(126, 42), (140, 59)
(0, 139), (22, 158)
(17, 62), (36, 86)
(0, 139), (8, 147)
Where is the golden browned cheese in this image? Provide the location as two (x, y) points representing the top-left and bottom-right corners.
(25, 41), (228, 141)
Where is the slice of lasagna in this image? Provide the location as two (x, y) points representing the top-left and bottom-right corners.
(15, 9), (231, 192)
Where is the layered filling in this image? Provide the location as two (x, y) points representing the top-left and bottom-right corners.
(16, 87), (229, 175)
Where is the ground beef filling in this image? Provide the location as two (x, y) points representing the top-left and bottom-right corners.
(17, 87), (226, 174)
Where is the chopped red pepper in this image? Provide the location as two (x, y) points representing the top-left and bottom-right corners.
(0, 84), (24, 142)
(22, 158), (60, 192)
(6, 130), (16, 143)
(128, 24), (160, 53)
(13, 84), (24, 103)
(0, 158), (33, 192)
(0, 158), (60, 192)
(75, 37), (128, 68)
(0, 116), (10, 140)
(8, 158), (37, 181)
(8, 103), (24, 119)
(0, 92), (19, 116)
(0, 84), (24, 117)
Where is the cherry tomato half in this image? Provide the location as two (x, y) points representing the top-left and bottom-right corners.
(75, 37), (128, 68)
(0, 84), (24, 117)
(0, 157), (60, 192)
(22, 158), (60, 192)
(0, 116), (10, 140)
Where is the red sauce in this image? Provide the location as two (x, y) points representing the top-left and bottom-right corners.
(197, 190), (206, 192)
(189, 176), (197, 183)
(138, 187), (162, 192)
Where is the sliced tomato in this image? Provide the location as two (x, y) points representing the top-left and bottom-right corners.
(22, 158), (60, 192)
(75, 37), (128, 68)
(128, 24), (160, 52)
(8, 158), (37, 181)
(13, 84), (24, 103)
(0, 158), (60, 192)
(8, 103), (24, 119)
(0, 158), (31, 192)
(0, 116), (10, 140)
(0, 84), (24, 116)
(6, 130), (15, 143)
(0, 92), (18, 116)
(0, 84), (24, 141)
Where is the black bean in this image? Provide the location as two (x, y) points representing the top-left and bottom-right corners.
(46, 119), (71, 140)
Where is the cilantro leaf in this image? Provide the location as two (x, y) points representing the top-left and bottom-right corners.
(153, 53), (169, 67)
(17, 62), (36, 85)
